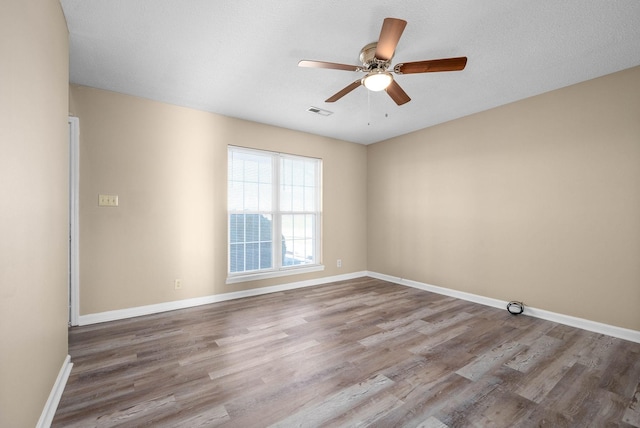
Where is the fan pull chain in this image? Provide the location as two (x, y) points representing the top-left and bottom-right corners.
(367, 89), (371, 126)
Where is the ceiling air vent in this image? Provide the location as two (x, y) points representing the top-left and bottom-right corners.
(306, 106), (333, 116)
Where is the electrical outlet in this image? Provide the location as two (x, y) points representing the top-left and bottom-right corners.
(174, 279), (182, 290)
(98, 194), (119, 207)
(337, 259), (342, 268)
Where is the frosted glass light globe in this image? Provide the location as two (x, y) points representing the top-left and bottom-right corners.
(363, 71), (392, 91)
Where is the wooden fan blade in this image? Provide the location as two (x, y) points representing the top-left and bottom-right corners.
(395, 57), (468, 74)
(375, 18), (407, 61)
(298, 60), (361, 72)
(385, 80), (411, 105)
(325, 80), (362, 103)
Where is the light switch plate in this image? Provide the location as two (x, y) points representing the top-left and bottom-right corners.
(98, 194), (119, 207)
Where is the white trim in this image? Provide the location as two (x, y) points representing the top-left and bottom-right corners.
(226, 264), (324, 284)
(367, 271), (640, 344)
(79, 271), (367, 326)
(37, 355), (73, 428)
(68, 116), (80, 326)
(78, 270), (640, 343)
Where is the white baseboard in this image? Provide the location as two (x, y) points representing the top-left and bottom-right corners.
(78, 271), (368, 326)
(37, 355), (72, 428)
(367, 271), (640, 344)
(78, 270), (639, 344)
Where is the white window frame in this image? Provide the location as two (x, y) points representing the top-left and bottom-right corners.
(226, 146), (323, 284)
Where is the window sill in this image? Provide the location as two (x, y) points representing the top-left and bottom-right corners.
(226, 264), (325, 284)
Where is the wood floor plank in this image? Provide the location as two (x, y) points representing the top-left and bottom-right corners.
(414, 416), (450, 428)
(624, 382), (640, 426)
(359, 319), (429, 347)
(268, 374), (394, 427)
(222, 362), (365, 426)
(455, 340), (524, 381)
(155, 403), (230, 428)
(538, 362), (629, 426)
(505, 334), (564, 373)
(513, 330), (600, 403)
(375, 306), (437, 330)
(53, 277), (640, 427)
(599, 340), (640, 397)
(373, 372), (473, 427)
(323, 391), (405, 427)
(409, 323), (471, 354)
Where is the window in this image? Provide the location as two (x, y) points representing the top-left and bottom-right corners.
(227, 146), (322, 283)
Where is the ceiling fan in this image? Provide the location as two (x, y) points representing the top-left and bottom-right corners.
(298, 18), (467, 106)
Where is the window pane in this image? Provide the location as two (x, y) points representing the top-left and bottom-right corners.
(259, 183), (272, 211)
(229, 158), (244, 182)
(230, 214), (244, 243)
(228, 181), (243, 211)
(245, 215), (259, 242)
(244, 182), (259, 211)
(245, 160), (259, 183)
(280, 184), (292, 211)
(304, 187), (315, 211)
(281, 158), (292, 186)
(260, 214), (272, 241)
(229, 213), (273, 273)
(280, 213), (316, 266)
(228, 149), (272, 212)
(283, 238), (294, 266)
(292, 185), (304, 211)
(259, 161), (271, 184)
(260, 242), (272, 269)
(280, 157), (318, 212)
(245, 242), (259, 271)
(281, 214), (293, 238)
(305, 163), (315, 187)
(293, 214), (305, 239)
(230, 243), (244, 273)
(292, 161), (304, 185)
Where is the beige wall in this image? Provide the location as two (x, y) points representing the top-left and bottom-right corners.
(368, 66), (640, 331)
(0, 0), (69, 426)
(69, 85), (368, 315)
(69, 67), (639, 331)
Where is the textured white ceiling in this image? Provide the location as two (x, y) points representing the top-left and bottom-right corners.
(61, 0), (640, 145)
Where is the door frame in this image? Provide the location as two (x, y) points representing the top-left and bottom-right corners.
(68, 116), (80, 326)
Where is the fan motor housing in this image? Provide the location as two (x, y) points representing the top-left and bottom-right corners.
(359, 42), (391, 70)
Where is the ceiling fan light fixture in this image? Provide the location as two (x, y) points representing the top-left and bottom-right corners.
(363, 71), (393, 91)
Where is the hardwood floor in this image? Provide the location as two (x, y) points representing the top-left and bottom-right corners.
(53, 277), (640, 427)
